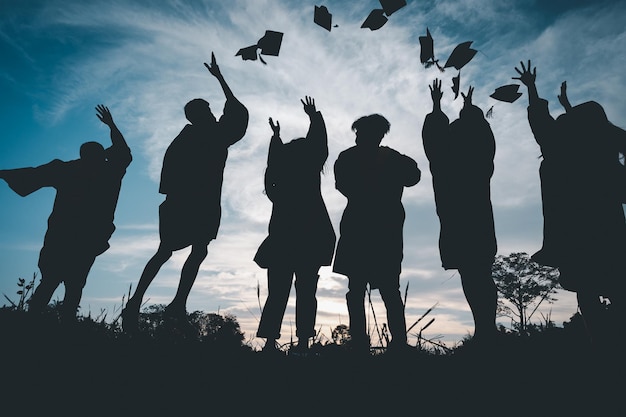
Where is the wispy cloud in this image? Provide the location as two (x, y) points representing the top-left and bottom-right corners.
(1, 0), (624, 345)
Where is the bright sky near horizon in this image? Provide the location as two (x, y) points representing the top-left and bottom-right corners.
(1, 0), (625, 349)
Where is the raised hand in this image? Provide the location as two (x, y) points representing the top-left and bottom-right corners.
(429, 78), (443, 106)
(268, 117), (280, 136)
(96, 104), (114, 126)
(301, 96), (316, 116)
(461, 86), (474, 107)
(204, 52), (222, 78)
(513, 60), (536, 87)
(558, 81), (572, 112)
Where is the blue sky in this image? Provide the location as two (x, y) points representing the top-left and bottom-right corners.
(1, 0), (625, 348)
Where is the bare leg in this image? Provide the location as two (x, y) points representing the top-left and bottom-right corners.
(168, 243), (208, 314)
(122, 244), (172, 331)
(128, 244), (173, 308)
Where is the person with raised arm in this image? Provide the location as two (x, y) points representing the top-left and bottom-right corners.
(514, 60), (626, 347)
(254, 96), (336, 355)
(421, 79), (499, 345)
(0, 105), (132, 322)
(121, 53), (249, 333)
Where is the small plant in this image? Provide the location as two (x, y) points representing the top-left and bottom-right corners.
(3, 273), (37, 311)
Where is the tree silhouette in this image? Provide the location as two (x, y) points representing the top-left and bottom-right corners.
(492, 252), (560, 334)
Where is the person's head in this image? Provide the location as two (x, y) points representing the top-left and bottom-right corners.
(184, 98), (216, 126)
(79, 141), (106, 165)
(459, 103), (485, 121)
(560, 101), (624, 140)
(352, 114), (390, 148)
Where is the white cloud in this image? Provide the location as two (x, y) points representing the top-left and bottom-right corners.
(2, 0), (624, 346)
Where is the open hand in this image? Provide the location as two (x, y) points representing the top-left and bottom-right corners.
(513, 60), (536, 87)
(301, 96), (316, 116)
(558, 81), (572, 112)
(96, 104), (114, 126)
(429, 78), (443, 105)
(268, 117), (280, 136)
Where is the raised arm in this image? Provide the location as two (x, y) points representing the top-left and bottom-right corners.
(422, 78), (450, 163)
(205, 52), (235, 101)
(513, 60), (556, 148)
(205, 53), (249, 146)
(513, 60), (539, 106)
(429, 78), (443, 113)
(96, 104), (132, 166)
(558, 81), (572, 113)
(301, 96), (328, 165)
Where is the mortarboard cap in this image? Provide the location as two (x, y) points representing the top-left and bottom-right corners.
(419, 28), (444, 71)
(361, 9), (388, 30)
(444, 41), (478, 70)
(451, 72), (461, 99)
(379, 0), (407, 16)
(236, 45), (259, 61)
(419, 28), (434, 64)
(490, 84), (523, 103)
(314, 5), (332, 31)
(257, 30), (283, 56)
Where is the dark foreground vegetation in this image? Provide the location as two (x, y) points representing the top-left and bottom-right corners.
(1, 305), (623, 417)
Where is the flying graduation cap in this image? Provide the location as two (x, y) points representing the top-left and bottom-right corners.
(361, 9), (387, 30)
(419, 28), (444, 71)
(314, 5), (333, 31)
(236, 30), (284, 64)
(380, 0), (407, 16)
(451, 72), (461, 99)
(361, 0), (407, 31)
(444, 41), (478, 71)
(490, 84), (523, 103)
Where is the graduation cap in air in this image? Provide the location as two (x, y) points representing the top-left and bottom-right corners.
(314, 5), (333, 31)
(361, 9), (387, 30)
(361, 0), (407, 31)
(444, 41), (478, 71)
(379, 0), (407, 16)
(451, 72), (461, 99)
(419, 28), (444, 71)
(490, 84), (523, 103)
(236, 30), (284, 65)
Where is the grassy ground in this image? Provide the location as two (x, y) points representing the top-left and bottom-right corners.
(0, 309), (623, 416)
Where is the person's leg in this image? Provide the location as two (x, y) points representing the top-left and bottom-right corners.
(346, 275), (368, 348)
(166, 243), (209, 316)
(459, 262), (498, 341)
(379, 277), (408, 346)
(257, 266), (294, 346)
(577, 290), (607, 346)
(28, 275), (60, 315)
(294, 266), (321, 349)
(122, 244), (172, 330)
(61, 254), (97, 322)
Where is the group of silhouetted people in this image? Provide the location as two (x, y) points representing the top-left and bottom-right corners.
(1, 54), (625, 353)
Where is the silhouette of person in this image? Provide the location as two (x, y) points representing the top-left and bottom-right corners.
(0, 105), (132, 322)
(254, 96), (336, 354)
(514, 60), (626, 345)
(333, 114), (421, 353)
(422, 79), (498, 343)
(121, 53), (249, 332)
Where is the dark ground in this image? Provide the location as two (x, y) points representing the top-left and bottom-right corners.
(1, 310), (624, 417)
